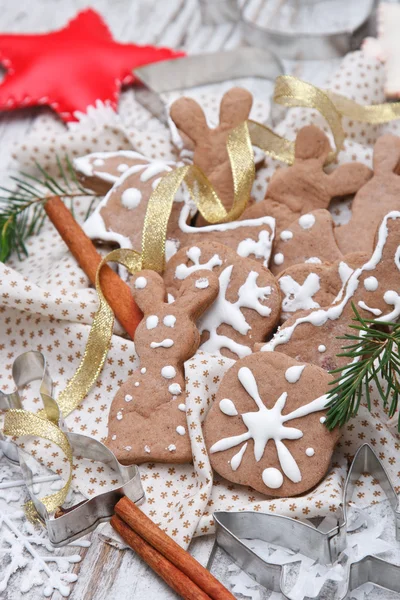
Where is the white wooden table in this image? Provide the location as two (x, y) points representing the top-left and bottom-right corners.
(0, 1), (356, 598)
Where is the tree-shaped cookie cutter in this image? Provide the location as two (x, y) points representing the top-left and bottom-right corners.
(0, 351), (144, 547)
(209, 444), (400, 599)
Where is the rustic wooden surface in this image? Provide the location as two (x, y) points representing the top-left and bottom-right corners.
(0, 1), (353, 598)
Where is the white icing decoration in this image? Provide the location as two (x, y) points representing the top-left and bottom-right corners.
(134, 382), (140, 387)
(116, 411), (123, 420)
(261, 212), (400, 352)
(306, 448), (315, 457)
(93, 158), (104, 166)
(280, 230), (293, 241)
(124, 445), (132, 451)
(364, 276), (379, 291)
(168, 444), (176, 451)
(285, 365), (306, 383)
(135, 277), (147, 289)
(165, 239), (179, 262)
(163, 315), (176, 327)
(220, 398), (238, 416)
(167, 294), (175, 304)
(176, 426), (186, 436)
(318, 345), (326, 353)
(231, 443), (248, 471)
(161, 366), (176, 379)
(117, 163), (129, 172)
(339, 261), (354, 285)
(144, 445), (151, 453)
(74, 150), (145, 180)
(320, 416), (326, 424)
(178, 203), (276, 267)
(299, 214), (316, 229)
(279, 273), (320, 313)
(358, 301), (382, 316)
(125, 394), (133, 402)
(150, 339), (174, 348)
(146, 315), (158, 330)
(121, 188), (142, 209)
(178, 403), (186, 411)
(152, 177), (162, 189)
(141, 367), (147, 374)
(169, 383), (182, 395)
(111, 434), (117, 440)
(198, 265), (272, 358)
(175, 246), (222, 279)
(195, 277), (209, 289)
(237, 231), (274, 265)
(210, 366), (329, 485)
(262, 467), (284, 489)
(273, 253), (284, 265)
(305, 257), (322, 264)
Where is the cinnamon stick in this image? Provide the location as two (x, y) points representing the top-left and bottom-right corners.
(44, 196), (142, 339)
(115, 497), (235, 600)
(111, 515), (211, 600)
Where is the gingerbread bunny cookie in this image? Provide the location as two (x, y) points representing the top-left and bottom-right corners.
(170, 87), (253, 214)
(261, 211), (400, 371)
(270, 209), (343, 276)
(107, 269), (219, 464)
(335, 135), (400, 255)
(163, 242), (281, 359)
(204, 352), (339, 497)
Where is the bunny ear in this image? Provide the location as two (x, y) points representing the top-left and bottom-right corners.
(174, 269), (219, 320)
(169, 97), (209, 145)
(373, 134), (400, 174)
(129, 270), (166, 314)
(295, 125), (331, 164)
(219, 88), (253, 129)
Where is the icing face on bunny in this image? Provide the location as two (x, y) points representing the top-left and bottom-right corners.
(204, 352), (339, 497)
(335, 135), (400, 255)
(107, 269), (219, 465)
(163, 241), (281, 360)
(261, 211), (400, 371)
(169, 87), (254, 215)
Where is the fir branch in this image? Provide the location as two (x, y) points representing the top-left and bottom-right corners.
(0, 157), (101, 263)
(325, 303), (400, 431)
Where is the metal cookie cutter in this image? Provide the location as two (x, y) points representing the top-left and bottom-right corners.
(0, 351), (144, 547)
(208, 444), (400, 599)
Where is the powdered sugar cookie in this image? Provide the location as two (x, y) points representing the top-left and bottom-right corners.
(204, 352), (339, 497)
(270, 209), (343, 276)
(163, 242), (281, 359)
(107, 269), (219, 464)
(261, 211), (400, 371)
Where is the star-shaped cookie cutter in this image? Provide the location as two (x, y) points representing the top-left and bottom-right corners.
(209, 444), (400, 599)
(0, 351), (144, 547)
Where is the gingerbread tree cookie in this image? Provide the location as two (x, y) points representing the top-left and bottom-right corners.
(204, 352), (339, 497)
(107, 269), (219, 464)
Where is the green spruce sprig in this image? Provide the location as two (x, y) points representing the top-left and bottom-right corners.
(326, 303), (400, 431)
(0, 156), (100, 262)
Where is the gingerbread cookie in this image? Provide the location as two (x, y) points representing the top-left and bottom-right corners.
(163, 242), (281, 359)
(278, 252), (368, 320)
(170, 87), (254, 214)
(261, 211), (400, 371)
(270, 209), (343, 276)
(204, 352), (339, 497)
(335, 135), (400, 255)
(107, 269), (219, 464)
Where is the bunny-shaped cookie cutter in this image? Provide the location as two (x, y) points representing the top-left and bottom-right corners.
(209, 444), (400, 599)
(0, 351), (144, 546)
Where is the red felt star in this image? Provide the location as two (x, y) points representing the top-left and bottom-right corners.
(0, 9), (184, 122)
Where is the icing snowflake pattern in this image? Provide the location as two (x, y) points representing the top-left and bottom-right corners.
(210, 367), (329, 487)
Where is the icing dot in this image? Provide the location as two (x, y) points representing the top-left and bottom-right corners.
(111, 435), (116, 441)
(93, 158), (104, 166)
(364, 276), (378, 291)
(306, 447), (315, 457)
(384, 290), (399, 305)
(167, 444), (176, 452)
(169, 383), (182, 395)
(305, 257), (322, 264)
(124, 445), (132, 451)
(273, 253), (284, 265)
(195, 277), (209, 289)
(135, 277), (147, 289)
(167, 294), (175, 304)
(176, 425), (186, 436)
(121, 188), (142, 209)
(116, 411), (123, 420)
(161, 366), (176, 379)
(318, 345), (326, 353)
(262, 467), (284, 489)
(280, 230), (293, 241)
(163, 315), (176, 327)
(141, 367), (147, 374)
(320, 416), (326, 424)
(146, 315), (158, 329)
(299, 214), (315, 229)
(134, 382), (140, 387)
(144, 445), (151, 453)
(178, 403), (186, 412)
(117, 163), (129, 172)
(219, 398), (238, 416)
(285, 365), (306, 383)
(125, 394), (133, 402)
